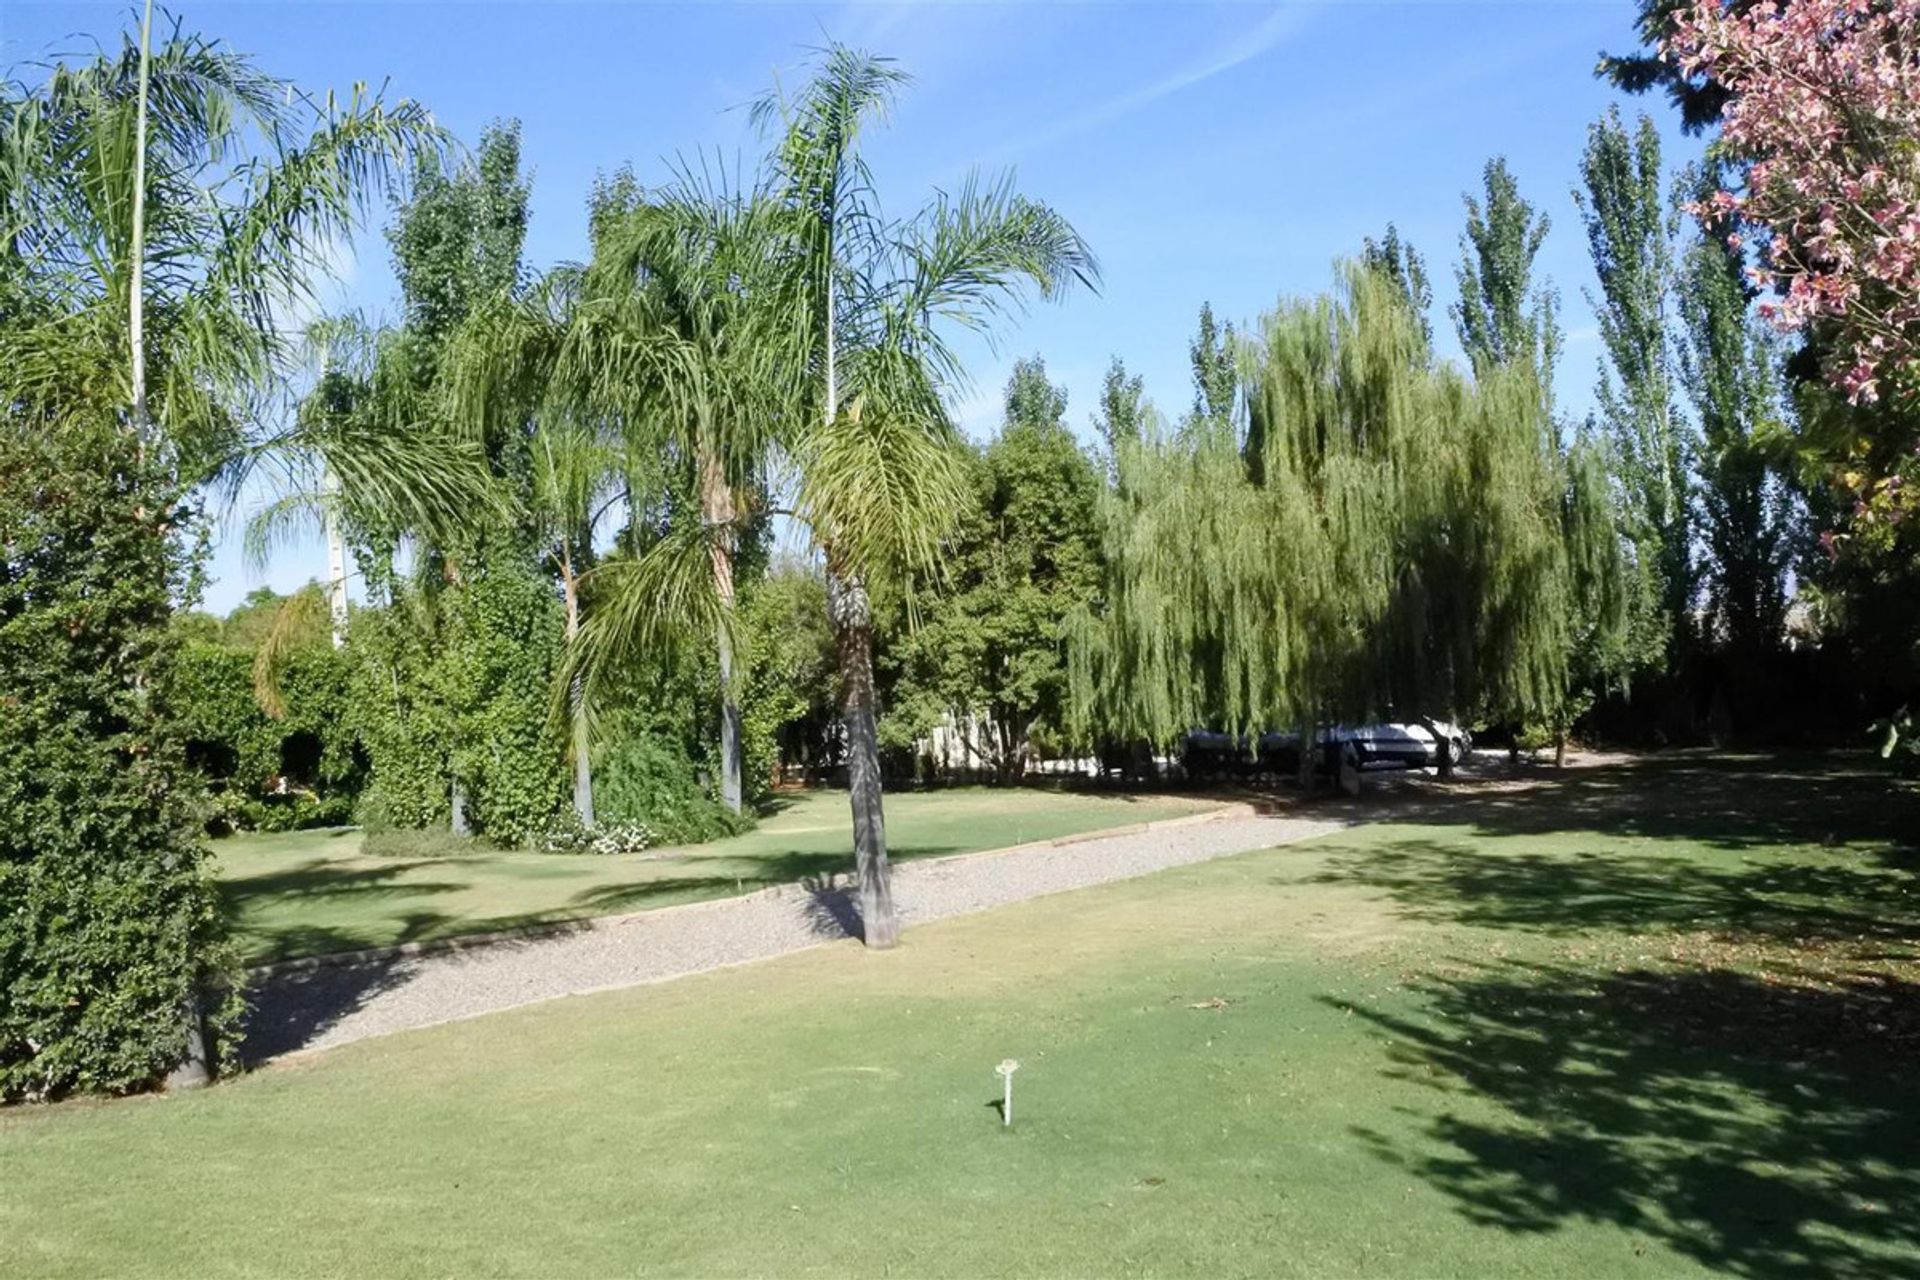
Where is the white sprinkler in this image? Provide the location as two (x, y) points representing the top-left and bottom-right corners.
(996, 1059), (1020, 1127)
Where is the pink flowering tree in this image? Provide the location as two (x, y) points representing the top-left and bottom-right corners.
(1666, 0), (1920, 411)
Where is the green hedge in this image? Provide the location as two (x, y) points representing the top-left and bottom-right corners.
(172, 640), (361, 833)
(0, 421), (240, 1100)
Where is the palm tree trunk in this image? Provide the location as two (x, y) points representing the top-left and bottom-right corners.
(130, 0), (209, 1091)
(700, 451), (743, 814)
(563, 566), (593, 826)
(322, 467), (350, 649)
(128, 0), (153, 441)
(831, 569), (897, 948)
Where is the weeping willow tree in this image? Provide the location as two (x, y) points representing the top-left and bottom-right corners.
(1072, 264), (1603, 772)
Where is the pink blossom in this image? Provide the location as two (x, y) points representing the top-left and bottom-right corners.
(1666, 0), (1920, 405)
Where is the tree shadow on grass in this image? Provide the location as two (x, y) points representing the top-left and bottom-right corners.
(1396, 751), (1918, 863)
(562, 846), (966, 920)
(1338, 960), (1920, 1278)
(1315, 753), (1920, 1275)
(1316, 838), (1920, 948)
(1314, 753), (1920, 946)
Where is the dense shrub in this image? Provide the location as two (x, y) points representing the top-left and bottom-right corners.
(593, 733), (750, 846)
(0, 422), (240, 1100)
(350, 538), (567, 846)
(171, 639), (360, 833)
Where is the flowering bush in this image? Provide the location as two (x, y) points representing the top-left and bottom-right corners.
(538, 812), (656, 856)
(1667, 0), (1920, 405)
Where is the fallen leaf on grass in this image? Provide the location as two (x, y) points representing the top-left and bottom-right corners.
(1188, 997), (1230, 1011)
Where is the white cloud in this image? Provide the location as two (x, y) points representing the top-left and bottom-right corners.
(978, 6), (1312, 165)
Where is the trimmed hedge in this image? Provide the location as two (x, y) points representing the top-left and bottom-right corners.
(0, 421), (240, 1100)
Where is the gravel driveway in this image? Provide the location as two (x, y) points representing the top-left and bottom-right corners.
(242, 807), (1347, 1065)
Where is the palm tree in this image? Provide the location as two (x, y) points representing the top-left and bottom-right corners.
(444, 271), (627, 824)
(0, 14), (441, 1085)
(236, 310), (506, 741)
(545, 176), (803, 816)
(754, 46), (1098, 947)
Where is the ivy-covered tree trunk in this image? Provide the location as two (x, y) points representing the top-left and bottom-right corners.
(831, 570), (897, 949)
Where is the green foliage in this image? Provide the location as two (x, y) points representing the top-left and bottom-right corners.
(1074, 264), (1585, 747)
(592, 733), (750, 846)
(447, 537), (569, 847)
(1188, 302), (1238, 425)
(881, 357), (1104, 777)
(171, 635), (359, 832)
(1576, 109), (1690, 668)
(346, 587), (457, 833)
(0, 23), (440, 480)
(1092, 356), (1147, 475)
(1453, 157), (1562, 392)
(388, 121), (530, 352)
(1360, 224), (1435, 348)
(0, 420), (239, 1100)
(739, 561), (838, 785)
(1676, 166), (1792, 658)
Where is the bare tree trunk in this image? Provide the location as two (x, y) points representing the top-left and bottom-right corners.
(1296, 715), (1315, 790)
(450, 776), (470, 837)
(1555, 731), (1568, 769)
(1419, 717), (1455, 780)
(563, 567), (593, 826)
(831, 570), (896, 949)
(701, 453), (743, 814)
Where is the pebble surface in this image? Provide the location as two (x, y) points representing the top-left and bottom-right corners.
(243, 807), (1347, 1064)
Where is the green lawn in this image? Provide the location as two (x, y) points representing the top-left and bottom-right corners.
(217, 788), (1222, 964)
(6, 754), (1918, 1277)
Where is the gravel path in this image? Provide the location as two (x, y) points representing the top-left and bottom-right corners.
(243, 807), (1348, 1064)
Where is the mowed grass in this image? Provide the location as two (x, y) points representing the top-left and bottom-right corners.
(217, 788), (1221, 964)
(6, 754), (1919, 1277)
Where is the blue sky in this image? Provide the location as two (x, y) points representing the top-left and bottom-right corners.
(5, 1), (1701, 612)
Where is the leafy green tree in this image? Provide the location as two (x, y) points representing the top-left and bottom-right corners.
(1074, 265), (1584, 773)
(756, 44), (1097, 946)
(740, 560), (839, 789)
(0, 420), (241, 1100)
(1576, 108), (1690, 667)
(1361, 223), (1435, 348)
(0, 12), (434, 1089)
(333, 122), (565, 843)
(1599, 0), (1740, 133)
(1677, 166), (1791, 662)
(1452, 157), (1562, 397)
(882, 357), (1103, 780)
(1189, 302), (1238, 425)
(554, 175), (800, 817)
(1092, 356), (1146, 478)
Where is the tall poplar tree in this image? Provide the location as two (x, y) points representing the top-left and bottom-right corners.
(1576, 108), (1690, 667)
(1677, 163), (1790, 662)
(1452, 157), (1561, 399)
(1092, 356), (1146, 482)
(1361, 223), (1434, 349)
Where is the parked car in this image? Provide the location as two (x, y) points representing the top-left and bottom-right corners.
(1330, 721), (1472, 771)
(1182, 720), (1472, 781)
